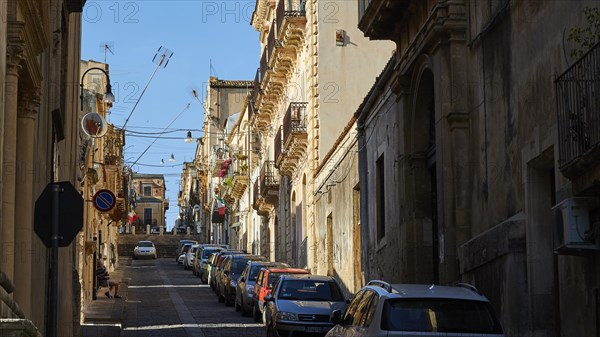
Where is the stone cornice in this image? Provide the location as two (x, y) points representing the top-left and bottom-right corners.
(18, 0), (48, 55)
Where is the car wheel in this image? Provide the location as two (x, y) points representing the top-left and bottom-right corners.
(234, 295), (241, 312)
(262, 309), (267, 326)
(252, 303), (260, 322)
(225, 290), (233, 306)
(242, 299), (250, 317)
(266, 323), (280, 337)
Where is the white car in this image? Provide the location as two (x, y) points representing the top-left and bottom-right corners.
(326, 280), (504, 337)
(184, 244), (199, 270)
(133, 241), (157, 259)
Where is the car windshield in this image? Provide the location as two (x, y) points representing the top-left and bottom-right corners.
(277, 280), (344, 301)
(189, 246), (197, 253)
(248, 265), (263, 281)
(182, 245), (191, 253)
(202, 249), (220, 259)
(381, 299), (503, 334)
(138, 242), (153, 247)
(232, 259), (249, 274)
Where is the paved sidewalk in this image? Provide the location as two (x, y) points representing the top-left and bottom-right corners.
(81, 263), (129, 337)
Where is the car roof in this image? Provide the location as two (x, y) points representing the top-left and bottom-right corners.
(265, 267), (308, 274)
(279, 274), (334, 282)
(249, 261), (287, 267)
(382, 283), (489, 302)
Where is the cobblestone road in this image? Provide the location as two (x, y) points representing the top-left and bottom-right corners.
(119, 257), (264, 337)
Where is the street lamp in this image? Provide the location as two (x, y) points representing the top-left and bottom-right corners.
(80, 67), (115, 111)
(184, 131), (194, 143)
(169, 154), (176, 162)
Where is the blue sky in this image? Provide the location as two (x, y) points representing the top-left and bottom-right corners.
(81, 1), (259, 230)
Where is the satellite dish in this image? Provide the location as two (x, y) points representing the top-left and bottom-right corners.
(81, 112), (108, 138)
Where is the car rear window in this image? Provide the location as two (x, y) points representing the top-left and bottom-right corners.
(138, 242), (153, 247)
(381, 298), (503, 334)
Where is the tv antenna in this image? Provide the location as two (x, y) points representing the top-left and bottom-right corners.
(122, 46), (174, 129)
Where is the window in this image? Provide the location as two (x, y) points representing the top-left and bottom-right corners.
(381, 298), (503, 333)
(143, 185), (152, 196)
(353, 290), (376, 325)
(376, 154), (385, 240)
(343, 290), (365, 325)
(144, 208), (152, 225)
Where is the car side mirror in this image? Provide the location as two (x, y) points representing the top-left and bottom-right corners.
(264, 295), (274, 302)
(331, 310), (342, 324)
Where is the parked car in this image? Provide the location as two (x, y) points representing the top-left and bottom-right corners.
(193, 245), (225, 278)
(150, 227), (160, 234)
(184, 244), (200, 270)
(252, 267), (311, 323)
(264, 274), (348, 336)
(325, 280), (504, 337)
(216, 254), (268, 306)
(235, 261), (290, 316)
(205, 252), (221, 285)
(209, 250), (246, 290)
(177, 243), (193, 265)
(175, 239), (197, 262)
(133, 240), (157, 259)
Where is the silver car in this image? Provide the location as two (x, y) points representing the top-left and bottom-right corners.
(326, 280), (504, 337)
(265, 274), (348, 336)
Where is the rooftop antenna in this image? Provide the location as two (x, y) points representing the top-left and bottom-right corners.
(122, 46), (174, 129)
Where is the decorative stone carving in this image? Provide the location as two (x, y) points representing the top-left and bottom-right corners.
(17, 89), (40, 120)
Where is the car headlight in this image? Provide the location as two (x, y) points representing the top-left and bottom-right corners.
(276, 312), (298, 321)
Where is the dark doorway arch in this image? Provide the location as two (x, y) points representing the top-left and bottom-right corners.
(411, 68), (438, 284)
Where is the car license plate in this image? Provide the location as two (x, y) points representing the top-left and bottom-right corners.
(305, 327), (321, 333)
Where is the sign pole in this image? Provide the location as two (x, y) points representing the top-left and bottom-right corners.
(48, 183), (60, 337)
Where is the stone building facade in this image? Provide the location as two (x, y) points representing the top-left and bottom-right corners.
(132, 174), (169, 233)
(0, 0), (86, 336)
(247, 0), (392, 293)
(357, 0), (600, 335)
(79, 60), (125, 319)
(195, 78), (253, 245)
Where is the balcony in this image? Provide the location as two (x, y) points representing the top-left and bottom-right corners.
(252, 179), (269, 216)
(253, 0), (306, 133)
(260, 161), (279, 205)
(556, 42), (600, 179)
(231, 158), (250, 199)
(211, 145), (227, 176)
(358, 0), (408, 40)
(276, 0), (307, 51)
(275, 102), (308, 176)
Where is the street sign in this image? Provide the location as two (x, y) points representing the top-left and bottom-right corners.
(34, 181), (84, 248)
(93, 189), (116, 212)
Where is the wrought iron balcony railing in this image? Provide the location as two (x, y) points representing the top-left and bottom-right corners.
(276, 0), (306, 33)
(283, 102), (307, 145)
(274, 126), (283, 167)
(555, 42), (600, 177)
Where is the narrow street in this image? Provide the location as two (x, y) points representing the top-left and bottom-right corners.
(118, 257), (263, 337)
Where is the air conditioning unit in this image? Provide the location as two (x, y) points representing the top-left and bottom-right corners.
(553, 197), (600, 254)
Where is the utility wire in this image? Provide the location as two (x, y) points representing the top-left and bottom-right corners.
(121, 54), (167, 129)
(130, 103), (191, 167)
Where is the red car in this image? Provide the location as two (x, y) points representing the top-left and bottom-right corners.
(252, 267), (310, 323)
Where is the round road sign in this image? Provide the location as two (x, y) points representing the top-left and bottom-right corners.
(93, 189), (116, 212)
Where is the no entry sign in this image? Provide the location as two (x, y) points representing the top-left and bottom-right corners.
(93, 189), (116, 212)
